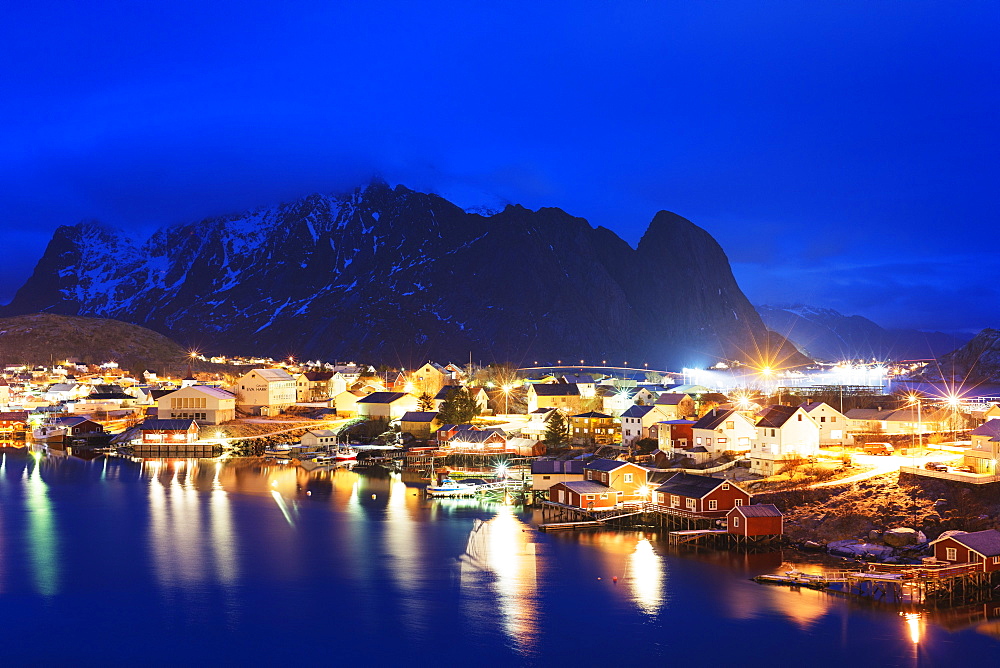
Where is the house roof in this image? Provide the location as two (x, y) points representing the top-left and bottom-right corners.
(252, 368), (295, 382)
(756, 405), (799, 428)
(87, 392), (132, 400)
(305, 429), (338, 437)
(692, 408), (739, 430)
(356, 392), (410, 404)
(935, 529), (1000, 557)
(53, 416), (97, 426)
(584, 458), (633, 472)
(558, 480), (614, 494)
(655, 393), (689, 406)
(657, 419), (697, 425)
(531, 459), (585, 474)
(800, 401), (836, 413)
(450, 428), (505, 443)
(400, 411), (439, 422)
(532, 383), (580, 397)
(621, 405), (656, 419)
(138, 419), (197, 431)
(571, 411), (612, 419)
(731, 504), (783, 518)
(655, 472), (744, 498)
(303, 371), (335, 381)
(561, 374), (594, 384)
(971, 421), (1000, 441)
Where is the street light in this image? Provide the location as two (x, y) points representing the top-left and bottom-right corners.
(908, 393), (922, 450)
(501, 383), (515, 415)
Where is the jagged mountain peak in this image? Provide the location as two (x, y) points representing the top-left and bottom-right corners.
(4, 183), (807, 368)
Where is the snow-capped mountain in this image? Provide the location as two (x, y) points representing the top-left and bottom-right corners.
(4, 180), (806, 368)
(756, 304), (972, 362)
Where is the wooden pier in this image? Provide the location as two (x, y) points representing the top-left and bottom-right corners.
(755, 562), (1000, 607)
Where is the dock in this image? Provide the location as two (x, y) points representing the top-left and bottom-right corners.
(754, 563), (1000, 606)
(538, 520), (602, 532)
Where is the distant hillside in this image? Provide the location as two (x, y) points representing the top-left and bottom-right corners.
(925, 328), (1000, 382)
(0, 313), (190, 374)
(756, 304), (971, 362)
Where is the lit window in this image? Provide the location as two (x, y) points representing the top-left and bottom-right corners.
(722, 482), (730, 490)
(946, 547), (957, 561)
(732, 516), (740, 527)
(708, 500), (717, 510)
(624, 473), (633, 483)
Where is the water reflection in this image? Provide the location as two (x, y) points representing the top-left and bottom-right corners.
(628, 538), (664, 615)
(461, 506), (539, 654)
(25, 453), (59, 596)
(145, 458), (240, 588)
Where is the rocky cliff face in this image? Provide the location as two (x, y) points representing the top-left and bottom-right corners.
(756, 304), (971, 362)
(928, 328), (1000, 382)
(4, 181), (806, 369)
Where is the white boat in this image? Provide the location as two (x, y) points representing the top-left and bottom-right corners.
(426, 478), (480, 497)
(263, 444), (292, 458)
(333, 446), (358, 461)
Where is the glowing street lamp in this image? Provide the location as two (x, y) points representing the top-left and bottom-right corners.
(907, 393), (923, 449)
(501, 383), (515, 415)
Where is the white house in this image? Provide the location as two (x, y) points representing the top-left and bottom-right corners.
(620, 404), (673, 445)
(750, 405), (821, 476)
(301, 429), (339, 449)
(235, 369), (297, 416)
(158, 385), (236, 425)
(691, 408), (756, 455)
(800, 401), (852, 446)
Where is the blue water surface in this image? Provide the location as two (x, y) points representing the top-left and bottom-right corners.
(0, 448), (996, 667)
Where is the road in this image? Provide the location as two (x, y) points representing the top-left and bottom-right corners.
(215, 417), (353, 443)
(810, 451), (964, 488)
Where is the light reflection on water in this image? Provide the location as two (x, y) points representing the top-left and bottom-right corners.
(25, 454), (59, 597)
(0, 450), (998, 664)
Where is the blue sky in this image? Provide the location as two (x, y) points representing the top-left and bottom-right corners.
(1, 1), (996, 332)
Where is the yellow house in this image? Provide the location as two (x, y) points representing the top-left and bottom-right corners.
(158, 385), (236, 425)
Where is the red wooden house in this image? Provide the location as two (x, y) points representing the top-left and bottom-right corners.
(54, 416), (105, 436)
(653, 473), (750, 517)
(930, 529), (1000, 571)
(0, 410), (29, 430)
(549, 480), (619, 510)
(583, 459), (649, 503)
(727, 504), (783, 537)
(136, 419), (199, 444)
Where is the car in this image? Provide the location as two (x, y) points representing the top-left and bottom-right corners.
(863, 442), (894, 455)
(924, 461), (948, 472)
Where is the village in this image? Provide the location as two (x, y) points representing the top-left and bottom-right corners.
(3, 353), (1000, 607)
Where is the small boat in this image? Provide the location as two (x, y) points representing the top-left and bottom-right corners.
(333, 446), (358, 461)
(263, 444), (293, 458)
(426, 478), (480, 498)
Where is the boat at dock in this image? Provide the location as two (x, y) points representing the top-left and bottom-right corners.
(426, 477), (480, 497)
(753, 571), (831, 590)
(333, 446), (358, 461)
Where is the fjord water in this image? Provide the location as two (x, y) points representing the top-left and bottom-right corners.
(1, 449), (997, 666)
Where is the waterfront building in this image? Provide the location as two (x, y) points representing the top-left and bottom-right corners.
(583, 459), (648, 503)
(157, 385), (236, 425)
(235, 369), (296, 416)
(930, 530), (1000, 570)
(133, 418), (199, 445)
(690, 408), (755, 456)
(530, 459), (585, 493)
(653, 473), (750, 517)
(800, 401), (852, 447)
(399, 411), (441, 440)
(569, 411), (619, 445)
(750, 405), (820, 477)
(548, 480), (618, 510)
(300, 429), (338, 448)
(727, 504), (783, 537)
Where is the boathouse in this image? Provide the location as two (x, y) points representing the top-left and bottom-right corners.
(548, 480), (618, 510)
(727, 504), (783, 537)
(53, 416), (105, 437)
(583, 459), (649, 503)
(531, 459), (585, 492)
(930, 529), (1000, 571)
(652, 473), (750, 517)
(137, 419), (199, 444)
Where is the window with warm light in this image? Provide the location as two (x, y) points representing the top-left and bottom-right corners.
(946, 547), (957, 561)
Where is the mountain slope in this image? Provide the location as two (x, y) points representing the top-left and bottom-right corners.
(756, 304), (971, 362)
(926, 328), (1000, 382)
(0, 313), (189, 372)
(4, 181), (806, 369)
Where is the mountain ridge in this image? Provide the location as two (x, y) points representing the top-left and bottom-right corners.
(756, 303), (972, 362)
(3, 180), (807, 369)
